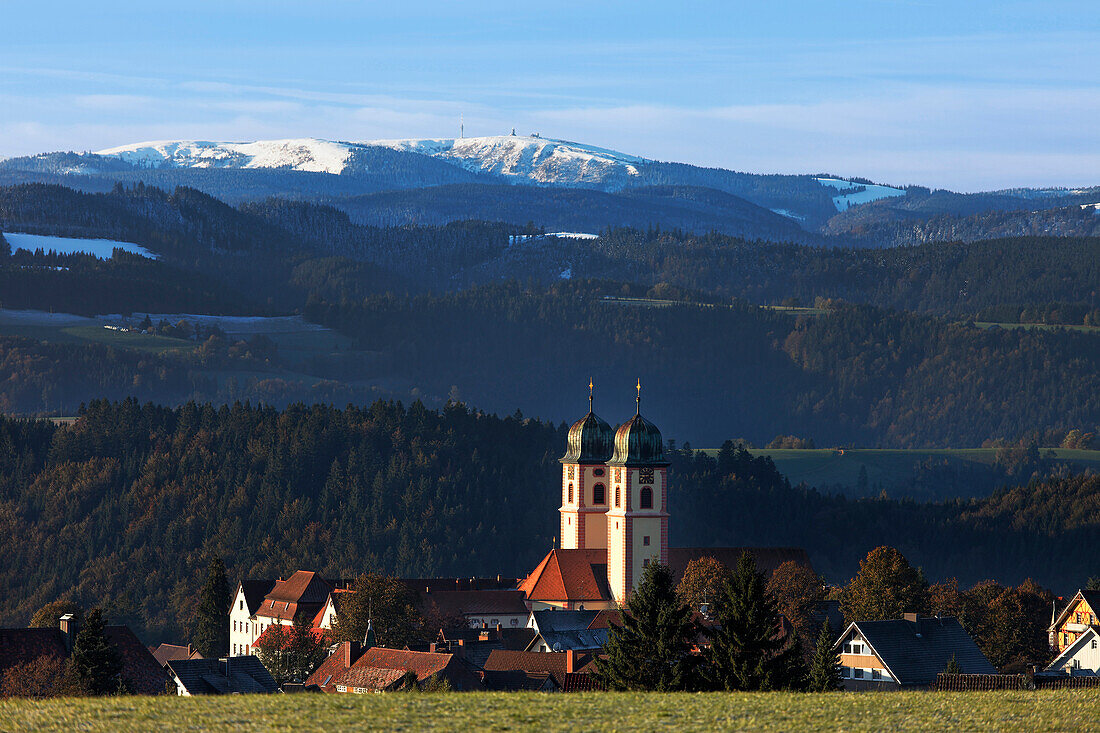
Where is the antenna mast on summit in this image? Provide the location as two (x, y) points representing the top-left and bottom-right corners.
(460, 114), (464, 139)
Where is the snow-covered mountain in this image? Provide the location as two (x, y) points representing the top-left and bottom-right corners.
(94, 135), (648, 189)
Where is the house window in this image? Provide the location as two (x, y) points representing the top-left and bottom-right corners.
(511, 619), (519, 626)
(1093, 639), (1098, 649)
(643, 536), (650, 546)
(871, 669), (881, 680)
(854, 668), (864, 679)
(643, 559), (650, 568)
(568, 483), (574, 503)
(615, 486), (621, 507)
(239, 600), (244, 611)
(593, 484), (606, 505)
(640, 486), (653, 509)
(843, 643), (851, 654)
(1077, 613), (1082, 624)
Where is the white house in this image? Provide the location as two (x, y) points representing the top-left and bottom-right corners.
(1043, 627), (1100, 676)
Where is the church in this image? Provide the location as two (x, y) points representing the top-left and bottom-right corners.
(519, 383), (812, 611)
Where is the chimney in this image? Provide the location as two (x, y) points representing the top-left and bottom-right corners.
(59, 614), (79, 655)
(343, 640), (363, 668)
(903, 613), (919, 623)
(496, 623), (503, 640)
(565, 649), (577, 674)
(429, 642), (438, 653)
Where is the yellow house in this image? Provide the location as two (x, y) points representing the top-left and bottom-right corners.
(1049, 590), (1100, 653)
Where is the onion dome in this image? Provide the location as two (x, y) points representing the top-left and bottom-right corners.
(560, 382), (614, 464)
(609, 380), (668, 466)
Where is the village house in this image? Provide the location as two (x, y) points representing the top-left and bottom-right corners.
(525, 609), (611, 652)
(1041, 627), (1100, 677)
(149, 643), (203, 667)
(833, 614), (996, 690)
(303, 641), (482, 692)
(0, 614), (167, 695)
(1048, 589), (1100, 653)
(165, 656), (278, 696)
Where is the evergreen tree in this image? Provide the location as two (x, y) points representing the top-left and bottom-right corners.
(593, 562), (700, 691)
(807, 620), (841, 691)
(704, 552), (807, 691)
(70, 608), (123, 695)
(944, 654), (962, 675)
(192, 556), (230, 658)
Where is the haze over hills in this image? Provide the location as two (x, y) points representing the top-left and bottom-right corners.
(3, 133), (1098, 247)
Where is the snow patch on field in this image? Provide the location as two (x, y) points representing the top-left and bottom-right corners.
(816, 178), (906, 211)
(4, 232), (158, 260)
(770, 208), (806, 222)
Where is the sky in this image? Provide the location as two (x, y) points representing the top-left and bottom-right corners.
(2, 1), (1099, 191)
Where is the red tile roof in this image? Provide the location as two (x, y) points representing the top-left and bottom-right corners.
(150, 643), (202, 667)
(304, 642), (360, 692)
(587, 609), (622, 630)
(105, 626), (172, 695)
(339, 665), (407, 691)
(267, 571), (334, 605)
(418, 590), (529, 616)
(482, 649), (597, 687)
(562, 671), (605, 692)
(518, 549), (612, 602)
(0, 628), (66, 679)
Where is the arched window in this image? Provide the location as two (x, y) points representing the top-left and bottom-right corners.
(593, 483), (606, 505)
(568, 483), (574, 503)
(615, 485), (621, 508)
(640, 486), (653, 509)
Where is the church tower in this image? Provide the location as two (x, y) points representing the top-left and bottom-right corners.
(559, 382), (614, 550)
(606, 381), (669, 604)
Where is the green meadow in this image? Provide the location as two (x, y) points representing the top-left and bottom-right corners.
(0, 691), (1095, 732)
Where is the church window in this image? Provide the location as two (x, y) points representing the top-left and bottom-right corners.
(640, 486), (653, 509)
(568, 466), (575, 480)
(643, 558), (650, 568)
(593, 468), (605, 477)
(568, 483), (574, 503)
(615, 486), (621, 507)
(643, 536), (650, 546)
(593, 484), (606, 504)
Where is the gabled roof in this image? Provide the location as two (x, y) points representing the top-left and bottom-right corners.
(1050, 590), (1100, 631)
(304, 642), (363, 692)
(836, 616), (996, 685)
(150, 643), (202, 667)
(330, 647), (483, 691)
(235, 580), (277, 617)
(528, 610), (609, 651)
(418, 589), (529, 616)
(518, 549), (613, 602)
(482, 649), (597, 687)
(1044, 627), (1100, 675)
(586, 609), (623, 630)
(0, 628), (66, 679)
(562, 671), (606, 692)
(267, 571), (334, 605)
(668, 547), (814, 582)
(482, 669), (558, 691)
(166, 656), (278, 695)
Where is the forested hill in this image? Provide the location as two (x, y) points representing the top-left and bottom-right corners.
(0, 401), (1097, 642)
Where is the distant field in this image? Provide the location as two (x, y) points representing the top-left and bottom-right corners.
(972, 321), (1100, 333)
(701, 447), (1100, 496)
(0, 691), (1094, 732)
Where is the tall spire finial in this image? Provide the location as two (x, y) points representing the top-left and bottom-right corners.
(636, 378), (641, 414)
(589, 379), (594, 413)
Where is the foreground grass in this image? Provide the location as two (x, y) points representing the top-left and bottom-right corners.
(1, 691), (1097, 732)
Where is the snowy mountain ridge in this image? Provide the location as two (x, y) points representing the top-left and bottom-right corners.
(94, 135), (648, 188)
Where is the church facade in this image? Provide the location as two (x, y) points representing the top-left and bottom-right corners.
(520, 383), (814, 611)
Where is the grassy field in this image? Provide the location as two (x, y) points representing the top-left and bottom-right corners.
(1, 691), (1096, 732)
(699, 447), (1100, 496)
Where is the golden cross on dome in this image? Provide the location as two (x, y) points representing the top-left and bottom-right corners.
(636, 378), (641, 414)
(588, 379), (594, 412)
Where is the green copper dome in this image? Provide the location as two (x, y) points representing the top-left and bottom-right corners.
(609, 412), (667, 466)
(561, 410), (614, 464)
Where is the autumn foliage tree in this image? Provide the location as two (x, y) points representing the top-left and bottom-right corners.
(29, 601), (84, 629)
(839, 547), (928, 623)
(767, 560), (825, 637)
(332, 573), (423, 649)
(676, 556), (733, 615)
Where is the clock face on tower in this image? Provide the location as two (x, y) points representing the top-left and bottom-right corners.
(639, 467), (654, 483)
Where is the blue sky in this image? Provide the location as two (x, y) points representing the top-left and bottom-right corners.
(2, 1), (1099, 190)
